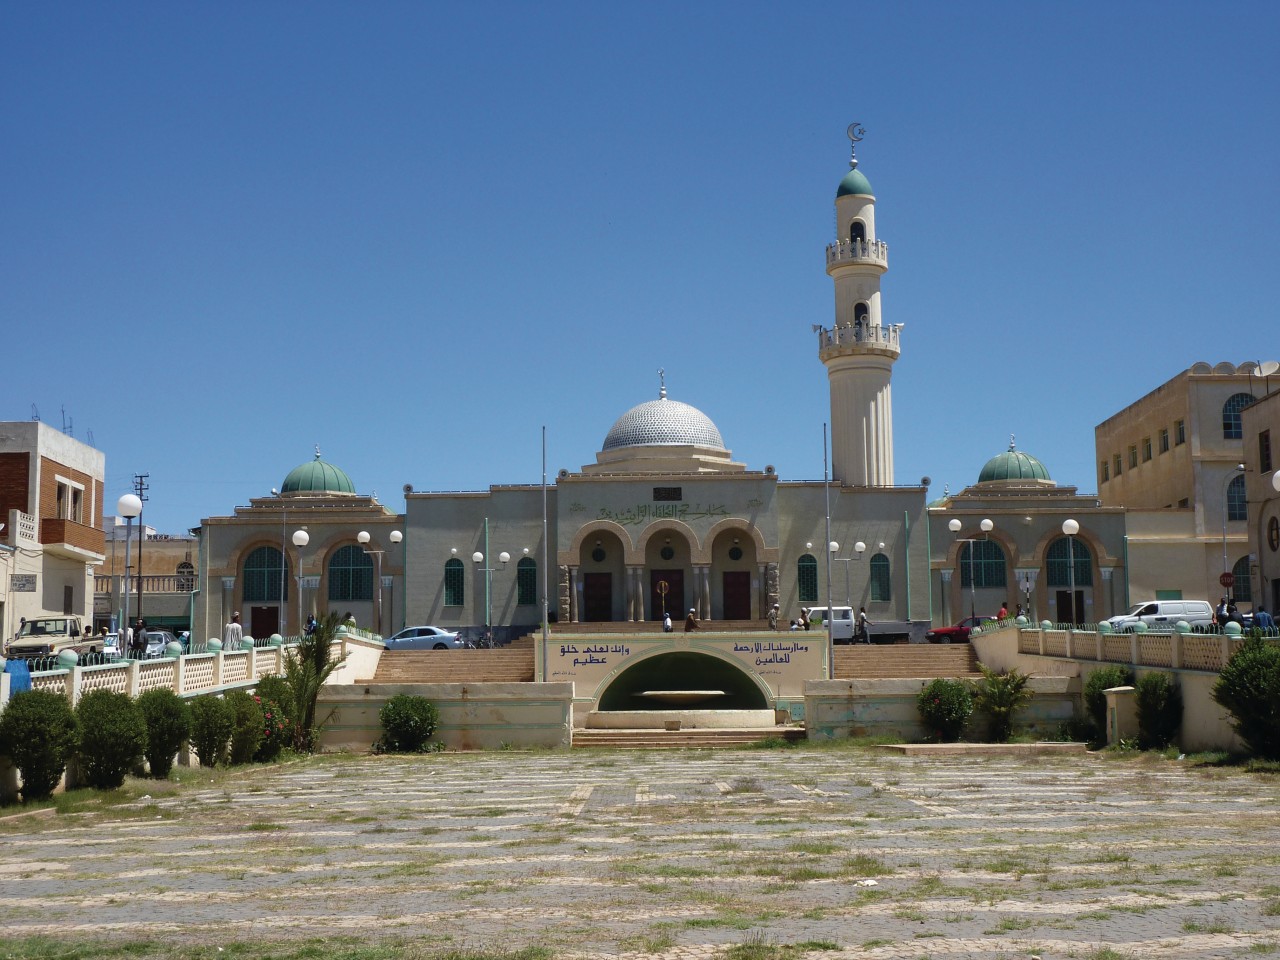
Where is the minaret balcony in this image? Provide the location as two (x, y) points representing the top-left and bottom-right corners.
(816, 321), (901, 360)
(825, 238), (888, 271)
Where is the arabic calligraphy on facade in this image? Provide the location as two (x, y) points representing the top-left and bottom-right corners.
(595, 503), (730, 526)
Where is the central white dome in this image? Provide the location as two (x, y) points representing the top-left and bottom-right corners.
(602, 397), (726, 451)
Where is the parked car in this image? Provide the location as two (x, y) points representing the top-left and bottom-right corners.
(808, 606), (856, 643)
(383, 626), (466, 650)
(141, 630), (180, 658)
(1106, 600), (1214, 632)
(925, 616), (994, 644)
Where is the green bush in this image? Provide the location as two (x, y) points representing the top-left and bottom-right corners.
(0, 689), (78, 802)
(189, 696), (234, 767)
(254, 675), (295, 727)
(917, 678), (973, 743)
(377, 695), (441, 753)
(973, 663), (1032, 743)
(75, 690), (147, 789)
(1213, 637), (1280, 760)
(136, 689), (191, 779)
(1135, 672), (1183, 750)
(253, 695), (292, 762)
(1083, 665), (1133, 744)
(225, 691), (264, 765)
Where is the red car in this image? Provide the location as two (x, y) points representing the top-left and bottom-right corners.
(925, 616), (994, 644)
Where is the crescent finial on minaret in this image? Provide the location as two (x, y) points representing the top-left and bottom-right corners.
(847, 122), (865, 169)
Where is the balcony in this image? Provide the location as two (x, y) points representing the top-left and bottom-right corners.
(40, 518), (106, 560)
(95, 574), (196, 595)
(825, 238), (888, 271)
(816, 321), (902, 360)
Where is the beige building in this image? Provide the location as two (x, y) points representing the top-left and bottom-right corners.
(1241, 385), (1280, 614)
(1095, 361), (1274, 608)
(94, 521), (199, 635)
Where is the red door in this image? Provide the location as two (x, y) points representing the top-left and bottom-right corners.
(650, 570), (684, 620)
(583, 573), (613, 622)
(723, 571), (751, 620)
(250, 605), (279, 640)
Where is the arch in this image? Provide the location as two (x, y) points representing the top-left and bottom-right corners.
(443, 557), (465, 606)
(703, 517), (771, 564)
(848, 220), (866, 243)
(561, 519), (638, 566)
(595, 649), (771, 711)
(1223, 392), (1256, 439)
(869, 553), (891, 601)
(1232, 555), (1252, 603)
(958, 540), (1006, 588)
(328, 544), (373, 602)
(242, 545), (288, 603)
(1045, 536), (1093, 587)
(176, 561), (194, 592)
(633, 518), (702, 561)
(516, 556), (537, 606)
(854, 301), (870, 327)
(1227, 474), (1247, 521)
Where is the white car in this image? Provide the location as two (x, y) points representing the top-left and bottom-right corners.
(384, 626), (466, 650)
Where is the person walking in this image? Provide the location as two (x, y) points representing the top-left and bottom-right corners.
(856, 606), (872, 644)
(683, 608), (700, 632)
(223, 612), (244, 649)
(130, 618), (148, 658)
(768, 603), (780, 631)
(663, 611), (673, 633)
(1255, 606), (1276, 631)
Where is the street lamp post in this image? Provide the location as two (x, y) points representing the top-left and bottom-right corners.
(291, 529), (309, 635)
(1221, 463), (1246, 601)
(831, 541), (866, 606)
(117, 494), (142, 642)
(358, 530), (401, 636)
(948, 518), (993, 622)
(472, 545), (511, 644)
(389, 530), (403, 635)
(1062, 518), (1080, 626)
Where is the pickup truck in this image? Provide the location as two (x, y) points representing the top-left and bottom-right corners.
(925, 615), (995, 644)
(5, 615), (99, 660)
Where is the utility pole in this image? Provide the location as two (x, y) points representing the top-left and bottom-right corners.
(133, 473), (149, 621)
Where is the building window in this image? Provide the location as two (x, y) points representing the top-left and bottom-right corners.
(869, 553), (891, 602)
(1128, 445), (1138, 469)
(1262, 430), (1273, 473)
(328, 544), (373, 602)
(516, 557), (537, 606)
(176, 561), (195, 592)
(1100, 460), (1110, 483)
(1142, 438), (1152, 462)
(1175, 419), (1186, 445)
(1223, 393), (1256, 440)
(1113, 454), (1122, 476)
(444, 558), (465, 606)
(1159, 428), (1170, 453)
(1046, 536), (1093, 588)
(1227, 474), (1247, 522)
(959, 540), (1006, 588)
(243, 546), (287, 603)
(1231, 556), (1252, 603)
(797, 554), (818, 602)
(56, 481), (84, 523)
(854, 302), (869, 326)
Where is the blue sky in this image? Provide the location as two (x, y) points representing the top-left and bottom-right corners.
(3, 2), (1277, 534)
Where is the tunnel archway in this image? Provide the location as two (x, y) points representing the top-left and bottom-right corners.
(597, 652), (769, 711)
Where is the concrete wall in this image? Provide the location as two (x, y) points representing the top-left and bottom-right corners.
(317, 682), (574, 751)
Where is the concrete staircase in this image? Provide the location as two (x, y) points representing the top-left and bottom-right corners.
(573, 727), (805, 749)
(833, 643), (982, 679)
(364, 649), (535, 684)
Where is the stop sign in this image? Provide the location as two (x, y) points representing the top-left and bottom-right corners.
(1219, 572), (1235, 589)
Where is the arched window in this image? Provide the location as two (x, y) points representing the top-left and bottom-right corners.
(1045, 537), (1093, 588)
(517, 557), (537, 606)
(797, 554), (818, 602)
(1227, 474), (1247, 522)
(176, 561), (194, 592)
(328, 545), (373, 602)
(854, 302), (869, 327)
(243, 546), (286, 603)
(1232, 555), (1252, 603)
(849, 220), (866, 243)
(959, 541), (1006, 588)
(1223, 392), (1256, 440)
(444, 557), (465, 607)
(869, 553), (891, 602)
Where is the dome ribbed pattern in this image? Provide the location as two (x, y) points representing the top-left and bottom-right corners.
(602, 398), (726, 451)
(281, 454), (356, 495)
(978, 450), (1051, 484)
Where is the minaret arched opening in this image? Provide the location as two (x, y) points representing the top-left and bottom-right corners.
(849, 220), (866, 243)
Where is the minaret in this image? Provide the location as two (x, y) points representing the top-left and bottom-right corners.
(817, 124), (900, 486)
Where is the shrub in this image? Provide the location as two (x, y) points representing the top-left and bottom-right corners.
(75, 690), (147, 789)
(0, 689), (78, 802)
(1213, 637), (1280, 760)
(136, 689), (191, 779)
(189, 696), (234, 767)
(973, 663), (1032, 743)
(225, 691), (264, 765)
(254, 675), (295, 727)
(253, 696), (292, 762)
(917, 678), (973, 742)
(1083, 665), (1134, 744)
(377, 695), (440, 753)
(1135, 672), (1183, 750)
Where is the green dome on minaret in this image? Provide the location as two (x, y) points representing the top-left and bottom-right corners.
(836, 167), (874, 198)
(280, 448), (356, 495)
(978, 438), (1052, 484)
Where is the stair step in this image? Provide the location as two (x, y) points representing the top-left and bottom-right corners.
(572, 728), (804, 749)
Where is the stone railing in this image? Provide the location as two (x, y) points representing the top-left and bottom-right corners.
(6, 510), (38, 545)
(95, 574), (196, 594)
(825, 238), (888, 268)
(1016, 625), (1249, 673)
(816, 321), (901, 353)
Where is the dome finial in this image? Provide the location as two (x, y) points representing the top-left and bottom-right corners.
(314, 444), (322, 460)
(1009, 433), (1016, 452)
(847, 122), (865, 170)
(658, 367), (667, 399)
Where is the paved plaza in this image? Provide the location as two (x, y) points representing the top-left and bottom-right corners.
(1, 746), (1278, 959)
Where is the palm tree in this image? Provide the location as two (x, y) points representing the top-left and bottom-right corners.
(282, 611), (347, 751)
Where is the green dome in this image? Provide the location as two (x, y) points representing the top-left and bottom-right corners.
(281, 451), (355, 495)
(978, 444), (1051, 484)
(836, 167), (874, 198)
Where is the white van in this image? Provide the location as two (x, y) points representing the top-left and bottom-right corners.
(1106, 600), (1214, 632)
(809, 606), (855, 642)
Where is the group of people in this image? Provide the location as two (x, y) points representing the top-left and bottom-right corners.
(773, 604), (872, 642)
(1217, 597), (1274, 629)
(659, 609), (703, 633)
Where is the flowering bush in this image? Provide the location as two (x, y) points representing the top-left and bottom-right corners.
(254, 696), (292, 762)
(917, 678), (973, 742)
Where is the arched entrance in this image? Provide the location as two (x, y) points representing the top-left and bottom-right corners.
(579, 530), (627, 621)
(597, 652), (769, 711)
(644, 532), (693, 621)
(711, 529), (757, 620)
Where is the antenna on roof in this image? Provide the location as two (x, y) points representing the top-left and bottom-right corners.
(847, 122), (865, 169)
(31, 404), (39, 422)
